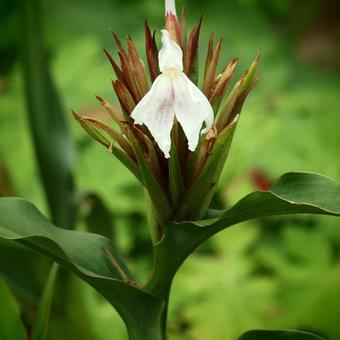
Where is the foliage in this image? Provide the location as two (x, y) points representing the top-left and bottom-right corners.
(0, 280), (26, 340)
(0, 0), (339, 339)
(1, 172), (340, 338)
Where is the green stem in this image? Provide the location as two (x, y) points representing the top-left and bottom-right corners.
(114, 289), (167, 340)
(143, 253), (173, 340)
(160, 289), (171, 340)
(123, 292), (169, 340)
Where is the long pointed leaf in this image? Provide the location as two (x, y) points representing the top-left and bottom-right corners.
(31, 264), (58, 340)
(21, 0), (76, 228)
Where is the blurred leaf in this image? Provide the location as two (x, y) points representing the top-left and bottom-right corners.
(255, 225), (340, 339)
(171, 225), (276, 340)
(20, 0), (76, 227)
(0, 239), (49, 303)
(0, 198), (164, 339)
(18, 1), (77, 331)
(0, 279), (27, 340)
(238, 329), (325, 340)
(81, 193), (114, 240)
(31, 264), (58, 340)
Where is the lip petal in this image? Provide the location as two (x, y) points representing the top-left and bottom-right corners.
(131, 75), (175, 158)
(173, 74), (214, 151)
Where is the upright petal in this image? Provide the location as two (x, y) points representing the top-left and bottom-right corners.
(173, 74), (214, 151)
(131, 75), (175, 158)
(165, 0), (177, 17)
(159, 30), (183, 73)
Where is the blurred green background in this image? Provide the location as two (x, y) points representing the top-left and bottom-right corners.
(0, 0), (340, 339)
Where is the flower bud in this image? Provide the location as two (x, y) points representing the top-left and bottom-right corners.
(74, 0), (259, 225)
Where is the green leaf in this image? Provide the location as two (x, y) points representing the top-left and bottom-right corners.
(0, 198), (164, 340)
(0, 279), (27, 340)
(21, 0), (76, 227)
(145, 172), (340, 296)
(238, 329), (325, 340)
(31, 264), (58, 340)
(0, 198), (128, 280)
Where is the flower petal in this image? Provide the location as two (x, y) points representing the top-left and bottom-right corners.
(165, 0), (177, 17)
(173, 74), (214, 151)
(131, 75), (175, 158)
(159, 30), (183, 73)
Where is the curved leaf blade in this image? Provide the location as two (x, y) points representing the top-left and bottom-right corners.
(238, 329), (325, 340)
(146, 172), (340, 296)
(213, 172), (340, 229)
(0, 198), (129, 281)
(0, 198), (165, 339)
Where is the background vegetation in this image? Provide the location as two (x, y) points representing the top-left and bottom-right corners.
(0, 0), (339, 339)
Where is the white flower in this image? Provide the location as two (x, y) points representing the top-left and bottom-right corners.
(131, 30), (214, 158)
(165, 0), (177, 16)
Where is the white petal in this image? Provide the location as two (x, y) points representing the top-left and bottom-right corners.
(165, 0), (177, 16)
(131, 75), (175, 158)
(159, 30), (183, 73)
(173, 74), (214, 151)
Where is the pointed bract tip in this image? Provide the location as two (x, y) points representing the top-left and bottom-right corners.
(71, 110), (80, 119)
(254, 51), (261, 64)
(165, 0), (177, 17)
(112, 79), (122, 91)
(111, 31), (125, 52)
(103, 48), (112, 59)
(72, 110), (87, 123)
(95, 95), (107, 105)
